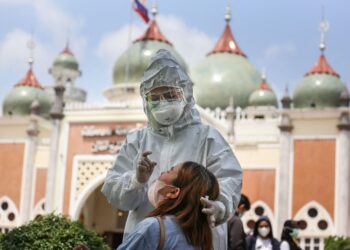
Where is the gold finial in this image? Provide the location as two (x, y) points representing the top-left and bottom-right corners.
(151, 0), (158, 18)
(26, 31), (36, 68)
(319, 6), (329, 53)
(225, 0), (231, 24)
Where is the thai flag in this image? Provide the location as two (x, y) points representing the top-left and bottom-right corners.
(132, 0), (150, 23)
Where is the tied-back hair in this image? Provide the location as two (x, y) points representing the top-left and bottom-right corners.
(281, 220), (302, 250)
(148, 161), (220, 250)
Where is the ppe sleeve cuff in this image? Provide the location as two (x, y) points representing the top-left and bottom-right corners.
(216, 200), (226, 221)
(129, 175), (145, 189)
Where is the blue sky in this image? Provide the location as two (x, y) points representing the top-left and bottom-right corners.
(0, 0), (349, 105)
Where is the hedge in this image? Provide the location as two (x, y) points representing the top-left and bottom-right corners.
(0, 214), (111, 250)
(325, 236), (350, 250)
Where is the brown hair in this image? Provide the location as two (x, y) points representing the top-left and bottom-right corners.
(148, 161), (220, 250)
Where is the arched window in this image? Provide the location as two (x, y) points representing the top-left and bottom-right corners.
(294, 201), (334, 250)
(0, 196), (19, 233)
(242, 200), (275, 234)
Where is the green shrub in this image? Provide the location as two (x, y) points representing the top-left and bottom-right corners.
(0, 214), (111, 250)
(325, 236), (350, 250)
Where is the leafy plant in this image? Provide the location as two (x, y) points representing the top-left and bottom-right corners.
(325, 236), (350, 250)
(0, 214), (111, 250)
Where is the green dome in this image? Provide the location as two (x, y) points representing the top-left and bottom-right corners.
(249, 89), (278, 107)
(293, 74), (346, 108)
(191, 53), (260, 109)
(112, 41), (187, 84)
(3, 86), (51, 117)
(53, 48), (79, 71)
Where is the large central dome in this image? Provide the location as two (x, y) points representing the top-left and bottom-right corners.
(112, 19), (187, 85)
(191, 20), (260, 109)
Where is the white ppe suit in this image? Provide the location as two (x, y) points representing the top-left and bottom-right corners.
(102, 49), (242, 249)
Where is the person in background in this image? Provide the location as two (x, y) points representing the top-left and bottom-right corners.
(228, 194), (251, 250)
(117, 161), (220, 250)
(246, 216), (280, 250)
(102, 49), (242, 250)
(280, 220), (302, 250)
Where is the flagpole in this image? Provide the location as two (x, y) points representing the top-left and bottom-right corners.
(124, 0), (134, 85)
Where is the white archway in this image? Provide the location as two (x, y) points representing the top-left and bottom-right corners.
(70, 173), (106, 220)
(294, 200), (335, 250)
(0, 196), (20, 233)
(242, 200), (275, 234)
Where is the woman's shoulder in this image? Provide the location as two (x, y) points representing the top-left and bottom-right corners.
(136, 217), (159, 230)
(118, 217), (160, 250)
(279, 240), (290, 250)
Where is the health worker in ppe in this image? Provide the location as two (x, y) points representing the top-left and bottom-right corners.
(101, 49), (242, 250)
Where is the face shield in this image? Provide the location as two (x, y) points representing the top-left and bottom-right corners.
(145, 86), (186, 125)
(140, 49), (201, 131)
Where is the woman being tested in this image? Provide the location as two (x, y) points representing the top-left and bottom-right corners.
(117, 161), (219, 250)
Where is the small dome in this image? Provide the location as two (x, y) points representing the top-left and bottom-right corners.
(3, 69), (51, 117)
(293, 54), (346, 108)
(53, 47), (79, 71)
(248, 76), (278, 107)
(112, 19), (187, 85)
(192, 24), (260, 109)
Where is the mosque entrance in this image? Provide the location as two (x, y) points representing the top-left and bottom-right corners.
(77, 184), (128, 249)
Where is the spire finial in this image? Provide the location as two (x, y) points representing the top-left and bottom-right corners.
(65, 36), (70, 49)
(281, 82), (292, 109)
(151, 0), (158, 18)
(261, 68), (267, 81)
(284, 83), (289, 97)
(319, 6), (329, 53)
(27, 31), (36, 68)
(224, 0), (231, 24)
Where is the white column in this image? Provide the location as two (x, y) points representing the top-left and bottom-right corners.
(45, 84), (65, 213)
(275, 113), (293, 237)
(20, 117), (39, 223)
(45, 119), (61, 213)
(335, 111), (350, 236)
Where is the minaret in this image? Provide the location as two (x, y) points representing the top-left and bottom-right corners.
(45, 41), (77, 213)
(47, 41), (86, 103)
(20, 38), (40, 223)
(275, 81), (294, 235)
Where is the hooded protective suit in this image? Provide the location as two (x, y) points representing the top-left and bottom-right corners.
(102, 49), (242, 249)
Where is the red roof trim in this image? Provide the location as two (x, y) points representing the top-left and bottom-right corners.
(305, 54), (340, 78)
(61, 46), (74, 56)
(15, 68), (43, 89)
(259, 80), (272, 91)
(207, 24), (246, 57)
(134, 19), (172, 45)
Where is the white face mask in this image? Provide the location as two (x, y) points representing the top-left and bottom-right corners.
(147, 180), (177, 207)
(258, 227), (270, 238)
(150, 101), (185, 126)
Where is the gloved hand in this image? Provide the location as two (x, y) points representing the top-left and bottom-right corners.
(200, 197), (226, 228)
(136, 151), (157, 183)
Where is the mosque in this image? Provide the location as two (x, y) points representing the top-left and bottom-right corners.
(0, 2), (349, 250)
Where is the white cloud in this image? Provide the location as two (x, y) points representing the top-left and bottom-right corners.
(31, 0), (86, 58)
(95, 15), (215, 67)
(0, 0), (86, 59)
(263, 43), (296, 60)
(157, 15), (214, 66)
(96, 24), (144, 65)
(0, 29), (53, 78)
